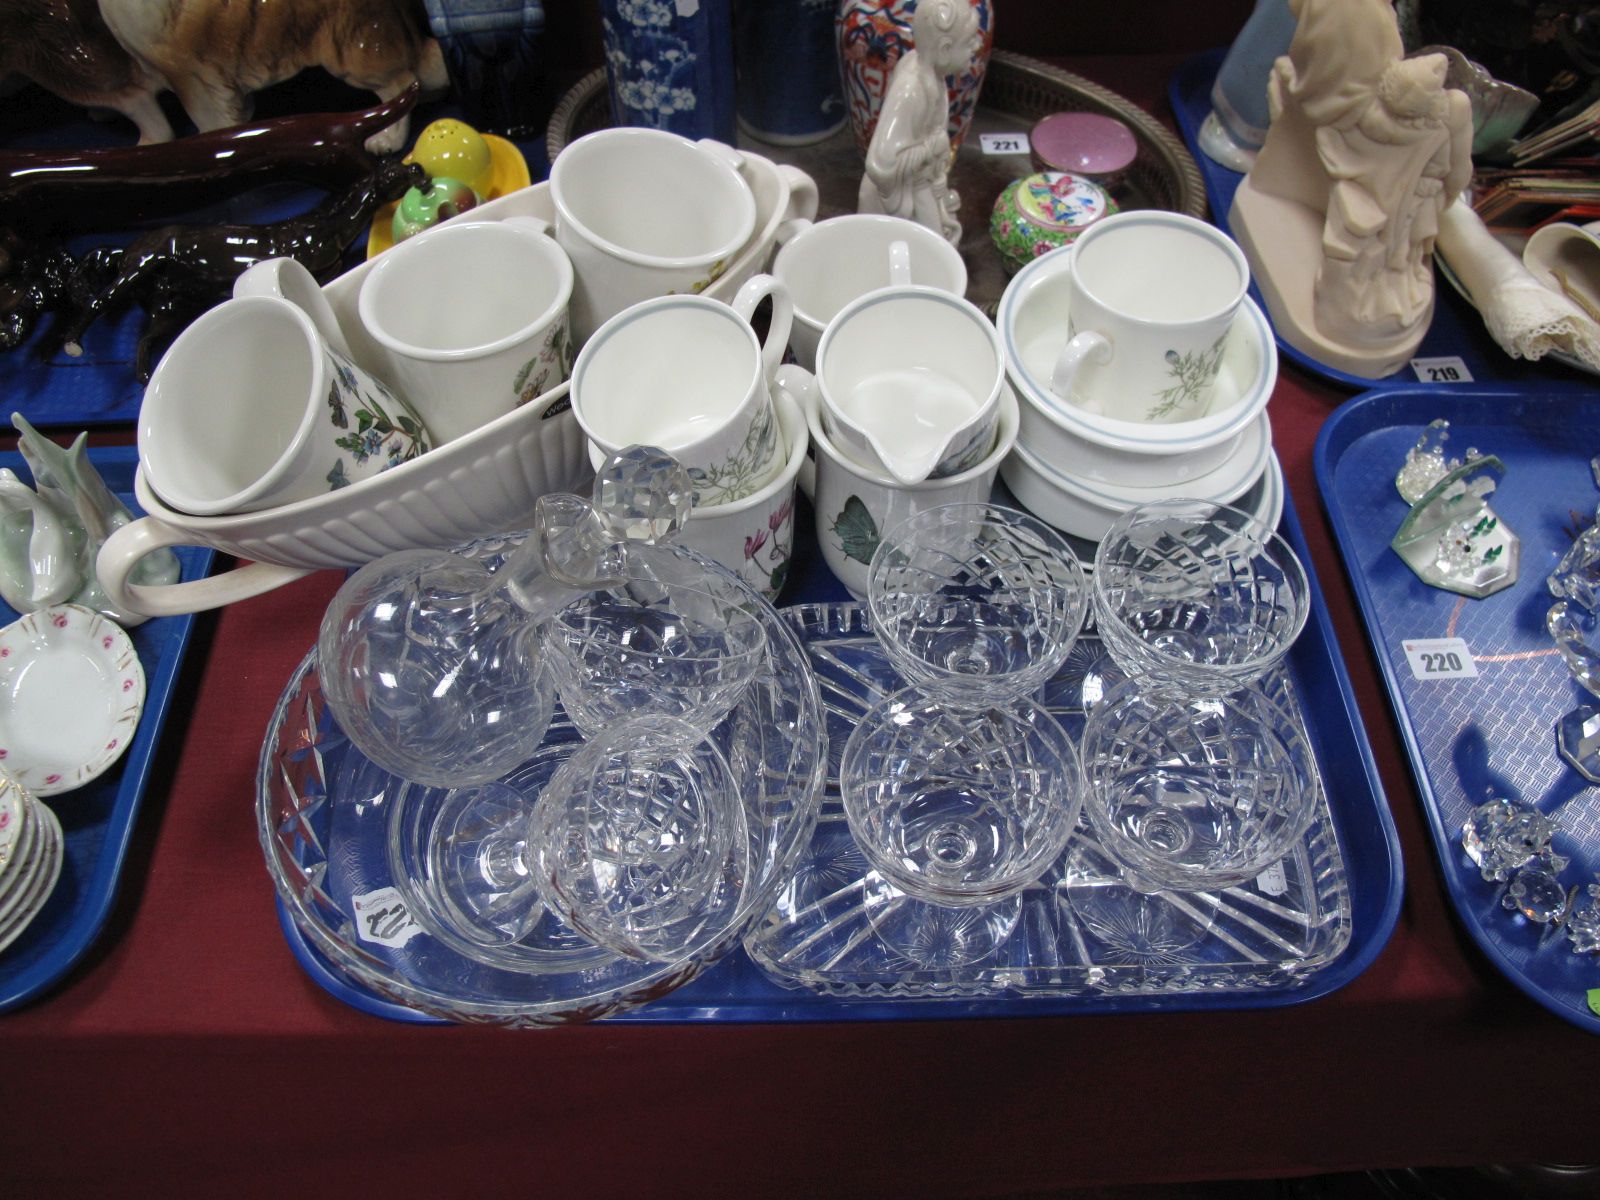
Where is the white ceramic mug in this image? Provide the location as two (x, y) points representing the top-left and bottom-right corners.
(138, 295), (431, 516)
(1049, 211), (1250, 425)
(571, 274), (793, 507)
(679, 386), (807, 600)
(785, 364), (1020, 600)
(356, 215), (574, 444)
(551, 128), (758, 343)
(773, 213), (967, 370)
(813, 285), (1003, 486)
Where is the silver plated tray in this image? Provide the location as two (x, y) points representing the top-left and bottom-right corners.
(547, 52), (1206, 317)
(744, 603), (1355, 999)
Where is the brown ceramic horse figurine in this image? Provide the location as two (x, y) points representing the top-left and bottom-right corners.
(0, 85), (420, 232)
(52, 156), (424, 377)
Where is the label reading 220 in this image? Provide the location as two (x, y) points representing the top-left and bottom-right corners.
(1403, 637), (1477, 681)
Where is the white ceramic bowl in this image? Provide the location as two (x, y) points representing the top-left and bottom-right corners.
(1000, 429), (1275, 542)
(998, 245), (1277, 486)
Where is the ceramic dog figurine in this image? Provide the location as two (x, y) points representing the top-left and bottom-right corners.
(97, 0), (448, 153)
(0, 0), (174, 142)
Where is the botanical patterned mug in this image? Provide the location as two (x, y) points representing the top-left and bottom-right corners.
(551, 127), (757, 342)
(1048, 211), (1250, 425)
(571, 274), (793, 507)
(785, 363), (1019, 600)
(357, 216), (574, 443)
(138, 295), (430, 517)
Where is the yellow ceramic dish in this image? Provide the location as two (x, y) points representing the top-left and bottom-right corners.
(365, 133), (533, 258)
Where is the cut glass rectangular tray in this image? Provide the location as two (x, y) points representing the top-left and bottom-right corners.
(743, 605), (1353, 999)
(1315, 384), (1600, 1033)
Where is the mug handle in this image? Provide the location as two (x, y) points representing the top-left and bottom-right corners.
(888, 239), (912, 285)
(97, 517), (313, 618)
(775, 363), (818, 499)
(773, 165), (820, 244)
(500, 215), (554, 239)
(1049, 331), (1113, 412)
(233, 258), (352, 359)
(733, 273), (795, 385)
(696, 138), (747, 174)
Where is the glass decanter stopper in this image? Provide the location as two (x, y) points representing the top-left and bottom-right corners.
(316, 447), (693, 787)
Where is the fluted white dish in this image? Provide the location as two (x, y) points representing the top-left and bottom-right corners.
(97, 152), (820, 619)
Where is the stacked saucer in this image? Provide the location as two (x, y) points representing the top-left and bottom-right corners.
(0, 772), (64, 956)
(996, 244), (1282, 544)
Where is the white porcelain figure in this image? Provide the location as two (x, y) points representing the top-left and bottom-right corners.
(0, 416), (180, 626)
(855, 0), (982, 247)
(1228, 0), (1473, 378)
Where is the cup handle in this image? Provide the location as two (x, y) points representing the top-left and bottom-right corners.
(233, 258), (352, 359)
(500, 214), (554, 239)
(97, 517), (314, 618)
(773, 165), (820, 245)
(776, 363), (818, 500)
(696, 138), (746, 174)
(732, 273), (795, 384)
(888, 240), (912, 286)
(1049, 331), (1114, 410)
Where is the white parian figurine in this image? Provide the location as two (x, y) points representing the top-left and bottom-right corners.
(1229, 0), (1473, 377)
(857, 0), (983, 247)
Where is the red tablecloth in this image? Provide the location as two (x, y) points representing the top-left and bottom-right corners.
(8, 53), (1600, 1199)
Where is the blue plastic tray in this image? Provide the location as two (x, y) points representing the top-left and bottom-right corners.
(1168, 49), (1592, 393)
(0, 446), (214, 1012)
(277, 487), (1403, 1023)
(1315, 384), (1600, 1033)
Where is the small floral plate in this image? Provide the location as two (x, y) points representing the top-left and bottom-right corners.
(0, 605), (146, 797)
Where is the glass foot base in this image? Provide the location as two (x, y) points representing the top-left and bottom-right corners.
(860, 874), (1023, 969)
(1058, 844), (1216, 961)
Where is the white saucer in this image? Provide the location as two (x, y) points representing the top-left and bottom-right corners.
(0, 798), (62, 954)
(1055, 410), (1271, 507)
(0, 770), (27, 878)
(0, 604), (146, 797)
(999, 246), (1276, 454)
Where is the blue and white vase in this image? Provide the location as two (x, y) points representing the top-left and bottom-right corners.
(599, 0), (736, 143)
(734, 0), (846, 146)
(422, 0), (547, 138)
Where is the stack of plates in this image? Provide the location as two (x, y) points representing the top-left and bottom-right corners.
(0, 772), (63, 956)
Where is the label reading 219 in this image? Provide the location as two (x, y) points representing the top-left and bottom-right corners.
(1410, 355), (1474, 383)
(1403, 637), (1477, 681)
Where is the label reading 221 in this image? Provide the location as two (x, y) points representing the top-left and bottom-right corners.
(1403, 637), (1477, 681)
(979, 132), (1031, 156)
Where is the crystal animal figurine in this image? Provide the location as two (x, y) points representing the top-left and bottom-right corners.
(1503, 855), (1575, 925)
(1391, 422), (1518, 598)
(1546, 460), (1600, 782)
(1566, 877), (1600, 954)
(1461, 795), (1561, 884)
